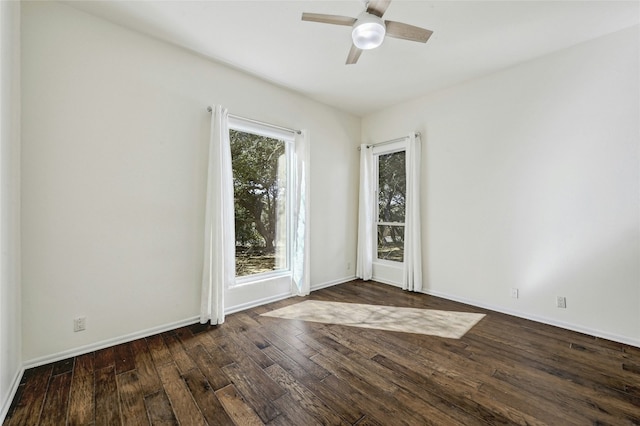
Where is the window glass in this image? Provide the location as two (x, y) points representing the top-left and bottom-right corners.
(377, 225), (405, 262)
(230, 129), (289, 277)
(377, 151), (406, 223)
(376, 150), (406, 263)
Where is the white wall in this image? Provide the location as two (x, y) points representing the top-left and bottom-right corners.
(21, 1), (359, 362)
(362, 26), (640, 346)
(0, 0), (22, 421)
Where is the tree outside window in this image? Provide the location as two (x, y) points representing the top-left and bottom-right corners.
(230, 129), (289, 277)
(376, 150), (406, 262)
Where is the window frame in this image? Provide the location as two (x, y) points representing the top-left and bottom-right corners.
(227, 117), (295, 287)
(372, 140), (407, 265)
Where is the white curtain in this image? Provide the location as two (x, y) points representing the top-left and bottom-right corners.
(200, 105), (235, 325)
(356, 144), (374, 280)
(403, 133), (423, 291)
(292, 130), (310, 296)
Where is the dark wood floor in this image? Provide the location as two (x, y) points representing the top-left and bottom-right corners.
(5, 280), (640, 425)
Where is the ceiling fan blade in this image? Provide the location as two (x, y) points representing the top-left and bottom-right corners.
(384, 20), (433, 43)
(366, 0), (392, 18)
(301, 13), (357, 26)
(346, 44), (363, 65)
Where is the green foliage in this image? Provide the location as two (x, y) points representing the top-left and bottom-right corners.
(377, 150), (406, 223)
(377, 150), (406, 262)
(230, 129), (286, 252)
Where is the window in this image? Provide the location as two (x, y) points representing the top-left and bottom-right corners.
(375, 147), (406, 262)
(228, 119), (293, 281)
(356, 133), (421, 288)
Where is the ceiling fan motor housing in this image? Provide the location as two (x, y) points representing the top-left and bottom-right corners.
(352, 12), (386, 50)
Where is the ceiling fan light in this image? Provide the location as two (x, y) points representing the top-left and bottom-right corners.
(352, 14), (386, 50)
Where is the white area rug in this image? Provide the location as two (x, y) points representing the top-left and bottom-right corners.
(261, 300), (485, 339)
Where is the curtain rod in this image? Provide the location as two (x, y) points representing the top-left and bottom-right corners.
(207, 106), (301, 135)
(358, 132), (421, 150)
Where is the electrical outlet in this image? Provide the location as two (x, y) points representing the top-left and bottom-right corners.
(347, 262), (351, 270)
(74, 317), (86, 332)
(511, 288), (519, 299)
(556, 296), (567, 309)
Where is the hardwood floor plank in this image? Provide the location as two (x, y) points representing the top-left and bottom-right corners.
(314, 366), (429, 425)
(470, 380), (558, 426)
(188, 322), (212, 335)
(94, 347), (115, 370)
(181, 367), (235, 426)
(260, 345), (365, 424)
(257, 328), (329, 380)
(225, 311), (263, 332)
(263, 320), (319, 357)
(490, 368), (638, 424)
(146, 334), (173, 366)
(67, 352), (95, 425)
(464, 332), (640, 419)
(51, 357), (75, 376)
(5, 365), (52, 426)
(309, 352), (411, 423)
(218, 338), (284, 403)
(39, 371), (72, 426)
(130, 338), (162, 397)
(155, 362), (206, 425)
(320, 324), (378, 359)
(195, 323), (227, 347)
(241, 328), (271, 351)
(162, 332), (197, 374)
(301, 375), (367, 424)
(307, 329), (468, 425)
(113, 343), (136, 375)
(215, 384), (264, 426)
(299, 332), (397, 393)
(185, 344), (231, 391)
(144, 390), (178, 426)
(193, 332), (235, 368)
(353, 415), (384, 426)
(361, 328), (485, 390)
(306, 329), (354, 356)
(221, 360), (283, 423)
(270, 393), (323, 426)
(95, 366), (121, 426)
(265, 363), (349, 425)
(473, 318), (638, 389)
(174, 327), (200, 351)
(388, 385), (469, 426)
(225, 329), (274, 370)
(372, 353), (509, 424)
(367, 334), (550, 424)
(117, 370), (149, 425)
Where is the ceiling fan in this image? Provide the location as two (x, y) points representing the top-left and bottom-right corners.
(301, 0), (433, 65)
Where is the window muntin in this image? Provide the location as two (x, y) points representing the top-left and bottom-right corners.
(229, 124), (293, 282)
(375, 149), (406, 263)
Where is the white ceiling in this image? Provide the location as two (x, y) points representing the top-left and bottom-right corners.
(65, 1), (639, 116)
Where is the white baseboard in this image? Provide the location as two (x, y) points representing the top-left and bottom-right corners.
(23, 316), (201, 369)
(311, 275), (356, 291)
(370, 276), (401, 288)
(224, 291), (293, 315)
(226, 275), (358, 313)
(1, 365), (24, 424)
(423, 288), (640, 348)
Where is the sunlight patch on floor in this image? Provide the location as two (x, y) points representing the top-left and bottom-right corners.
(261, 300), (485, 339)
